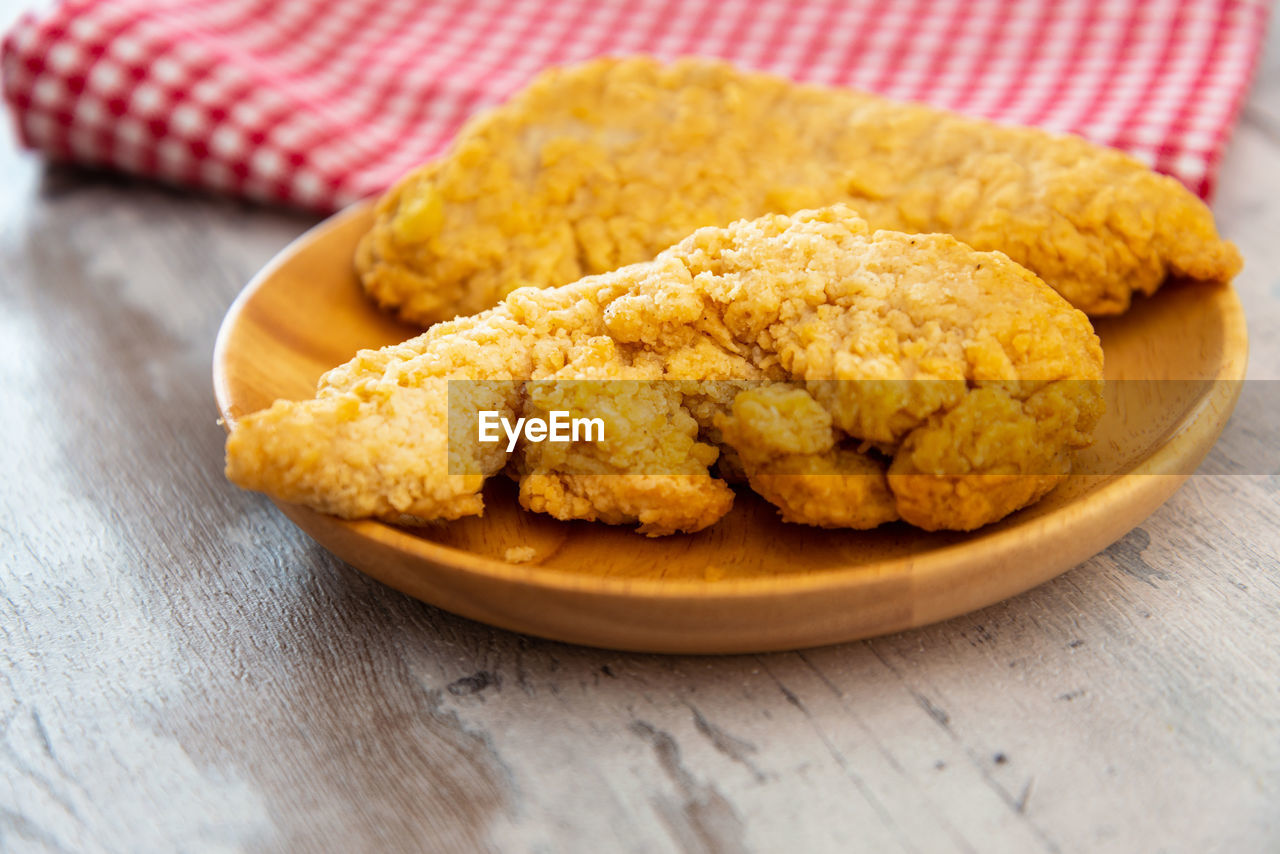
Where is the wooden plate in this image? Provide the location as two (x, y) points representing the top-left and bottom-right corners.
(213, 202), (1248, 653)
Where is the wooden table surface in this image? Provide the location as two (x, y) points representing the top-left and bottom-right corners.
(3, 6), (1278, 853)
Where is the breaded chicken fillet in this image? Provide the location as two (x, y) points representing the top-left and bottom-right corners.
(229, 206), (1103, 535)
(356, 56), (1240, 325)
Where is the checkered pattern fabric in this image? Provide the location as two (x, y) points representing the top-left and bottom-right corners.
(1, 0), (1269, 212)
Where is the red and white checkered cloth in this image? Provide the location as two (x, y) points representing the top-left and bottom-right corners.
(1, 0), (1269, 212)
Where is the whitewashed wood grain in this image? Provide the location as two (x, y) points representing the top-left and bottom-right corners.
(0, 6), (1277, 853)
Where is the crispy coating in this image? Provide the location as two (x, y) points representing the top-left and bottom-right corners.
(229, 206), (1103, 534)
(356, 56), (1241, 325)
(714, 385), (900, 529)
(227, 264), (734, 535)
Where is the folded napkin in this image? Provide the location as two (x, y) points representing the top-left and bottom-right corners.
(2, 0), (1268, 212)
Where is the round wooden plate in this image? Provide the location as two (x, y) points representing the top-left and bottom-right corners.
(213, 202), (1248, 653)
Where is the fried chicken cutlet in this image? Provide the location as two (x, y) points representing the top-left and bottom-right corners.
(229, 206), (1103, 535)
(356, 56), (1240, 325)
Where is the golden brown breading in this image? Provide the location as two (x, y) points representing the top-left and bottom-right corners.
(356, 56), (1240, 325)
(228, 206), (1103, 534)
(713, 385), (900, 529)
(622, 207), (1105, 531)
(227, 269), (734, 535)
(512, 373), (731, 532)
